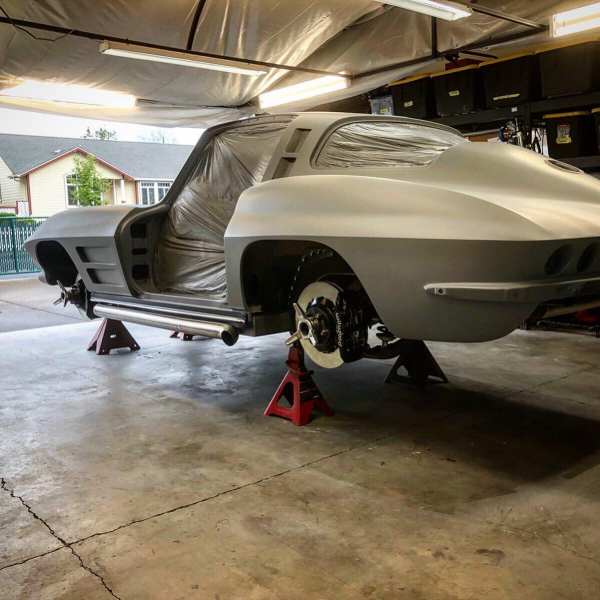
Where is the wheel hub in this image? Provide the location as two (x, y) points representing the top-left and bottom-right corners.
(287, 281), (345, 369)
(300, 297), (338, 353)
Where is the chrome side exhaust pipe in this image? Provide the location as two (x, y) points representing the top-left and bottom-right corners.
(93, 304), (239, 346)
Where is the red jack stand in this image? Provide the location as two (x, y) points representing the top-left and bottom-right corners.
(265, 344), (334, 426)
(87, 319), (140, 355)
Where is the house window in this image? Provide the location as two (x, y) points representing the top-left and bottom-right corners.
(157, 181), (171, 202)
(66, 174), (79, 206)
(139, 181), (172, 206)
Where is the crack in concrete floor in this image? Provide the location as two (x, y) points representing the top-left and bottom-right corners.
(0, 546), (63, 571)
(0, 431), (401, 597)
(486, 517), (600, 568)
(0, 478), (122, 599)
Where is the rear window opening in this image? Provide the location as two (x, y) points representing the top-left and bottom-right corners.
(314, 121), (466, 169)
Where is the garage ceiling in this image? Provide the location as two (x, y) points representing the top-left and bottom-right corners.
(0, 1), (574, 127)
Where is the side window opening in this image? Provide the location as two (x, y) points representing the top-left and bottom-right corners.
(315, 121), (466, 169)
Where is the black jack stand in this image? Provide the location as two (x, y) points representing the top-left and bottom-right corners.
(385, 340), (448, 387)
(87, 319), (140, 355)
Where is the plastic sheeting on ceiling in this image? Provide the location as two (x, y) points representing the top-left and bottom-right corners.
(0, 0), (378, 126)
(267, 1), (574, 113)
(0, 1), (578, 127)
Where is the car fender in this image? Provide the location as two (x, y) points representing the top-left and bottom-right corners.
(25, 205), (138, 295)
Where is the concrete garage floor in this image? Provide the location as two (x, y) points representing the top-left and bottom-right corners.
(1, 281), (600, 599)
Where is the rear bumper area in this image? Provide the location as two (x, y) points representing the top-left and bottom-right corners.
(424, 274), (600, 303)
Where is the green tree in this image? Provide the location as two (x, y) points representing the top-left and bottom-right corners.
(83, 126), (117, 140)
(70, 154), (110, 207)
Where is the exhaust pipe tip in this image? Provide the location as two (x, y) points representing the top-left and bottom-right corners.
(221, 328), (239, 346)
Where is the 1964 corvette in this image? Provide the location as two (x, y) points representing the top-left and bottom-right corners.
(25, 112), (600, 368)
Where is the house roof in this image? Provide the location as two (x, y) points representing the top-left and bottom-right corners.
(0, 133), (194, 180)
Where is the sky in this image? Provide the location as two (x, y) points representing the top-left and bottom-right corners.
(0, 106), (203, 145)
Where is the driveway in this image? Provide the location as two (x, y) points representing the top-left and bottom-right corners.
(0, 276), (83, 332)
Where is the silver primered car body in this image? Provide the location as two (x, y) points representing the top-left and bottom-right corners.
(25, 112), (600, 362)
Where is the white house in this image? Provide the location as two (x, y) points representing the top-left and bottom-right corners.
(0, 134), (193, 216)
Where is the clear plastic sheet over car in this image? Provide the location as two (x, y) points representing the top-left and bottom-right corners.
(315, 121), (466, 169)
(154, 116), (294, 299)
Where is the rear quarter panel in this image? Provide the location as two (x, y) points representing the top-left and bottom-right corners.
(225, 175), (558, 342)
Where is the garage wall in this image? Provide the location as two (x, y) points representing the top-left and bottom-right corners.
(0, 156), (26, 206)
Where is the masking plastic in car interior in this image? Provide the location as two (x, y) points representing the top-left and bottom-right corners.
(154, 116), (295, 299)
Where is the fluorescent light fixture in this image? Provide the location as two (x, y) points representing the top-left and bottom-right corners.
(0, 79), (136, 108)
(259, 75), (349, 109)
(383, 0), (472, 21)
(100, 41), (267, 77)
(552, 2), (600, 37)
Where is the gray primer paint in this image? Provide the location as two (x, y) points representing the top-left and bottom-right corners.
(26, 112), (600, 344)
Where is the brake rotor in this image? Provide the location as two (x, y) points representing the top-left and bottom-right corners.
(294, 281), (344, 369)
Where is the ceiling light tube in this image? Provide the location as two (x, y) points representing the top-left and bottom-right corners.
(552, 2), (600, 37)
(258, 75), (349, 109)
(100, 41), (267, 77)
(382, 0), (472, 21)
(0, 79), (136, 108)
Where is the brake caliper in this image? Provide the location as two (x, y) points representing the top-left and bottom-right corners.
(335, 290), (368, 363)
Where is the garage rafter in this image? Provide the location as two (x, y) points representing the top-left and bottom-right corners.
(462, 1), (546, 30)
(356, 26), (547, 79)
(185, 0), (208, 51)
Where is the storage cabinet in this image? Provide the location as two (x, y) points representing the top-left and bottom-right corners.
(480, 53), (539, 108)
(432, 65), (481, 117)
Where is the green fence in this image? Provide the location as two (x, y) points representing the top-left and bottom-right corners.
(0, 217), (47, 275)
